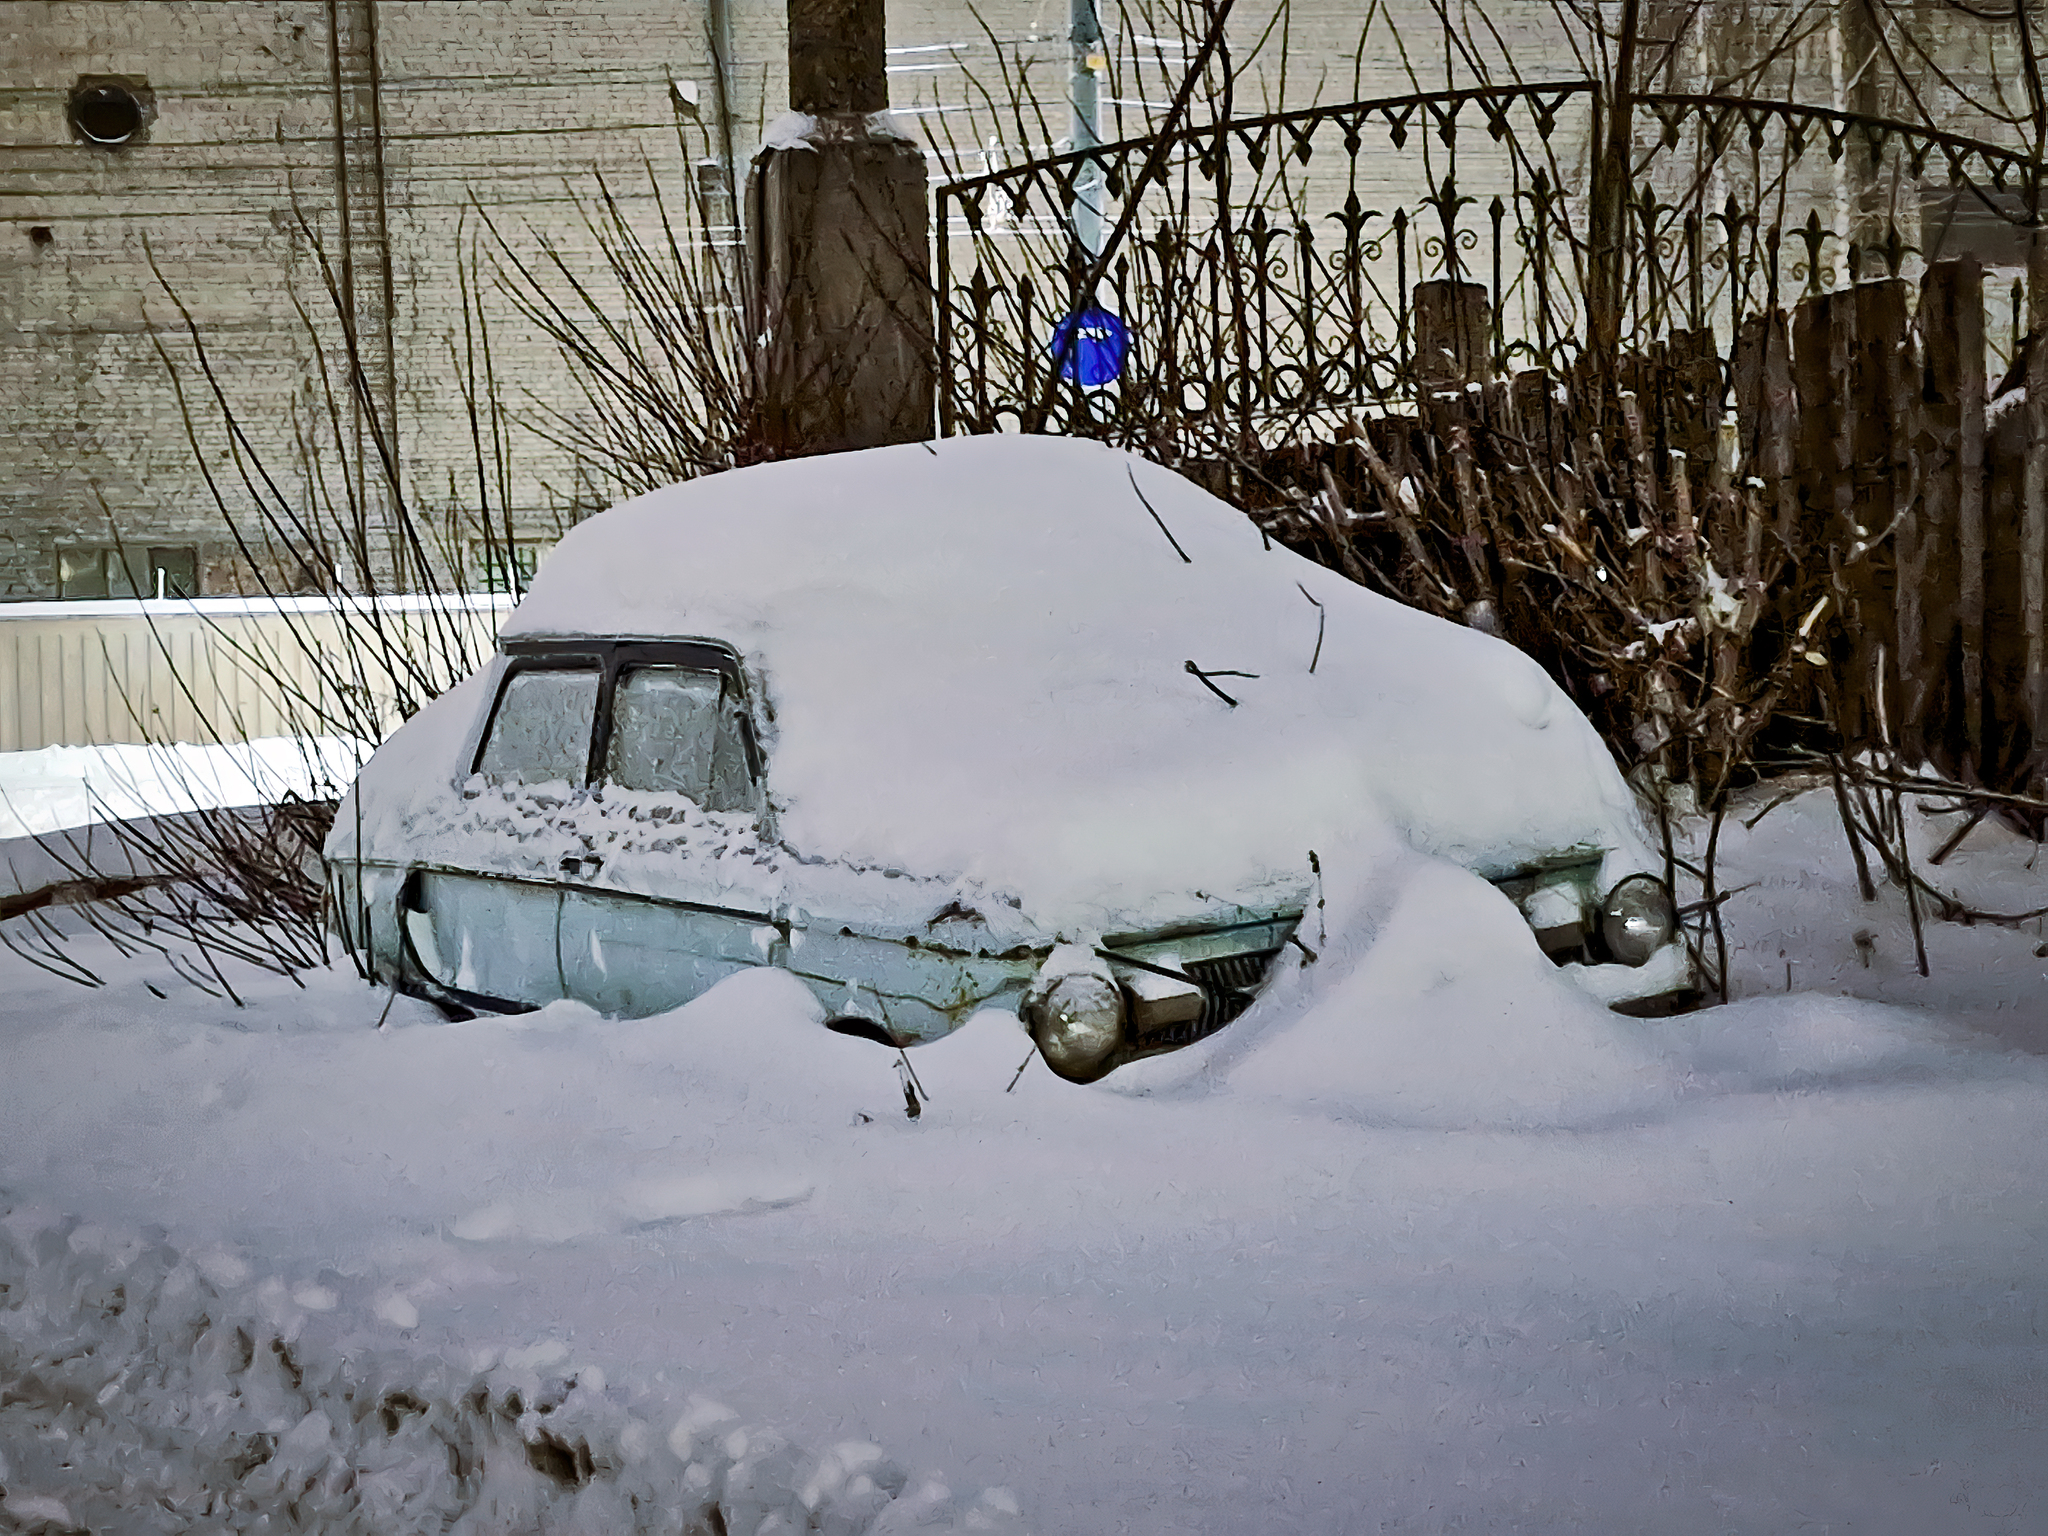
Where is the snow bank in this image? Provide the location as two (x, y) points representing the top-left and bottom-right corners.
(1667, 993), (1984, 1094)
(0, 1202), (1028, 1536)
(350, 436), (1658, 937)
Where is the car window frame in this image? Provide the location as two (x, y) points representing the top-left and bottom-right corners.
(475, 637), (763, 797)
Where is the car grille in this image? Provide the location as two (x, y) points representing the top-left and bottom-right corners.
(1133, 947), (1283, 1051)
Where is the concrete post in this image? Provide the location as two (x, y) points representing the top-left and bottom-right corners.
(748, 0), (936, 456)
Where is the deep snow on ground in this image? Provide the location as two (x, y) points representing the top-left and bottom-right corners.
(3, 780), (2047, 1533)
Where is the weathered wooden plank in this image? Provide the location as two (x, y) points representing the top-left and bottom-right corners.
(1792, 290), (1861, 735)
(1919, 258), (1986, 779)
(2026, 236), (2048, 795)
(1731, 308), (1797, 557)
(1852, 279), (1913, 750)
(1508, 369), (1561, 477)
(1661, 324), (1724, 487)
(1961, 277), (1991, 778)
(1412, 280), (1494, 391)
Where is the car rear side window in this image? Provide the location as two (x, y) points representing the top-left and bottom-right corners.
(476, 666), (600, 784)
(605, 665), (753, 812)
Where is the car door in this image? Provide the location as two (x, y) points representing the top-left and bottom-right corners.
(555, 648), (779, 1017)
(400, 657), (602, 1008)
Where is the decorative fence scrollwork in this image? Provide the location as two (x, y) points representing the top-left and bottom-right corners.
(932, 79), (2041, 448)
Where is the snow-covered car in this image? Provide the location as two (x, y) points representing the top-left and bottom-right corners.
(326, 435), (1694, 1082)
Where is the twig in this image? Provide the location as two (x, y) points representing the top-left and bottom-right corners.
(1314, 462), (1370, 585)
(0, 873), (178, 924)
(1741, 778), (1820, 831)
(1129, 468), (1192, 563)
(1295, 582), (1326, 673)
(1184, 660), (1257, 706)
(1674, 879), (1759, 917)
(1006, 1049), (1035, 1092)
(0, 922), (104, 988)
(1929, 802), (1992, 866)
(1893, 782), (1931, 977)
(897, 1048), (929, 1104)
(1829, 754), (1879, 903)
(1757, 759), (2048, 817)
(1701, 794), (1731, 1002)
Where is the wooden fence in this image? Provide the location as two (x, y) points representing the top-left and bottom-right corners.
(1659, 255), (2036, 791)
(1236, 257), (2044, 804)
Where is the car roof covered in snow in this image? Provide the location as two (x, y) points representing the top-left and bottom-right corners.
(479, 435), (1651, 922)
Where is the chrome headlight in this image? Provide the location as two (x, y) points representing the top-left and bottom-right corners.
(1023, 958), (1127, 1083)
(1600, 874), (1677, 966)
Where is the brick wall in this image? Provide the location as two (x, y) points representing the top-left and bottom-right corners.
(7, 0), (1909, 603)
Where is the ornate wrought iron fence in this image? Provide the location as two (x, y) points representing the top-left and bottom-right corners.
(931, 80), (2041, 446)
(1622, 92), (2038, 338)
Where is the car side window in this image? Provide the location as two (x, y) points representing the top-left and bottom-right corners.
(604, 665), (754, 813)
(476, 666), (601, 785)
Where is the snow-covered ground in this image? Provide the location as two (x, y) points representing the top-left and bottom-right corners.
(2, 777), (2045, 1532)
(0, 740), (361, 843)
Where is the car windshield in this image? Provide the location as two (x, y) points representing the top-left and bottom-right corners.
(605, 664), (754, 813)
(476, 666), (600, 784)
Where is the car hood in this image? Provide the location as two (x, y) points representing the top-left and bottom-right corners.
(331, 435), (1657, 937)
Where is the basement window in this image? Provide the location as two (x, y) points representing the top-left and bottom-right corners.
(471, 539), (546, 595)
(59, 546), (199, 600)
(68, 78), (151, 148)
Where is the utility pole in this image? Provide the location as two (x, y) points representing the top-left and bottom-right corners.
(749, 0), (936, 455)
(1838, 0), (1884, 267)
(706, 0), (739, 203)
(1069, 0), (1105, 261)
